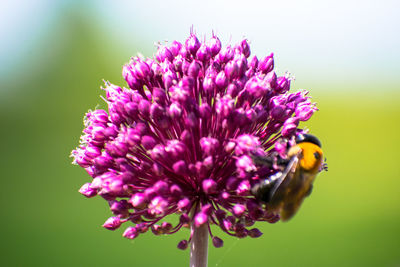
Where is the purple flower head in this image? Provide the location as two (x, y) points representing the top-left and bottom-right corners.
(71, 32), (317, 249)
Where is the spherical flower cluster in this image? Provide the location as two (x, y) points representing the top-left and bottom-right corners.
(71, 32), (317, 248)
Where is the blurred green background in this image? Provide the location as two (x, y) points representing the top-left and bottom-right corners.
(1, 1), (399, 266)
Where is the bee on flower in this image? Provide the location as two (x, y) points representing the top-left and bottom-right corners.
(71, 32), (322, 250)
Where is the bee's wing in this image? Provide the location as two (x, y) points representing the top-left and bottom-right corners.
(268, 155), (299, 206)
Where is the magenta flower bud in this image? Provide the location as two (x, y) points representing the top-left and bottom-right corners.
(136, 223), (149, 233)
(185, 33), (201, 55)
(126, 129), (140, 147)
(125, 102), (139, 118)
(236, 155), (256, 173)
(194, 212), (208, 227)
(240, 39), (251, 58)
(220, 191), (230, 200)
(199, 103), (212, 119)
(149, 197), (168, 215)
(215, 70), (228, 89)
(90, 109), (109, 124)
(84, 145), (101, 159)
(244, 77), (269, 99)
(188, 60), (201, 77)
(274, 139), (287, 156)
(285, 117), (300, 126)
(225, 60), (239, 80)
(235, 56), (247, 78)
(109, 178), (124, 194)
(129, 193), (147, 209)
(72, 33), (318, 247)
(96, 153), (114, 169)
(170, 40), (182, 56)
(276, 76), (290, 94)
(234, 223), (248, 238)
(259, 53), (274, 73)
(295, 103), (317, 121)
(288, 90), (307, 104)
(202, 156), (213, 170)
(179, 44), (190, 58)
(138, 99), (151, 117)
(212, 236), (224, 248)
(265, 71), (277, 88)
(141, 135), (157, 150)
(150, 102), (164, 119)
(156, 46), (174, 62)
(202, 179), (217, 194)
(150, 144), (166, 161)
(217, 45), (234, 63)
(79, 183), (97, 198)
(103, 217), (122, 230)
(215, 96), (234, 118)
(168, 103), (182, 118)
(249, 55), (258, 69)
(89, 177), (102, 190)
(104, 83), (122, 102)
(173, 56), (184, 73)
(103, 125), (118, 138)
(144, 187), (157, 200)
(208, 35), (222, 56)
(282, 119), (298, 137)
(248, 228), (263, 238)
(196, 43), (211, 62)
(106, 141), (128, 157)
(233, 204), (246, 217)
(172, 160), (188, 175)
(166, 184), (181, 198)
(200, 137), (220, 156)
(123, 227), (138, 239)
(110, 200), (129, 216)
(225, 176), (238, 191)
(133, 60), (151, 80)
(153, 180), (168, 194)
(177, 240), (189, 250)
(184, 112), (198, 128)
(205, 62), (219, 77)
(223, 218), (233, 231)
(152, 87), (167, 104)
(163, 69), (178, 89)
(235, 135), (260, 155)
(225, 83), (238, 98)
(123, 65), (142, 90)
(178, 198), (191, 211)
(236, 180), (251, 195)
(203, 76), (216, 93)
(270, 104), (286, 121)
(157, 222), (171, 234)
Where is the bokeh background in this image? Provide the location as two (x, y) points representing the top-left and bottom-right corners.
(1, 0), (399, 266)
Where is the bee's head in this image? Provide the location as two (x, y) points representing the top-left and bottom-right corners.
(295, 133), (322, 148)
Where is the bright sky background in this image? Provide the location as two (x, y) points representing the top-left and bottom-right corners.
(1, 0), (399, 90)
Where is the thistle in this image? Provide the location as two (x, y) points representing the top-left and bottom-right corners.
(71, 31), (317, 266)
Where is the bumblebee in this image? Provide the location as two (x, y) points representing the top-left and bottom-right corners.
(251, 134), (325, 221)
